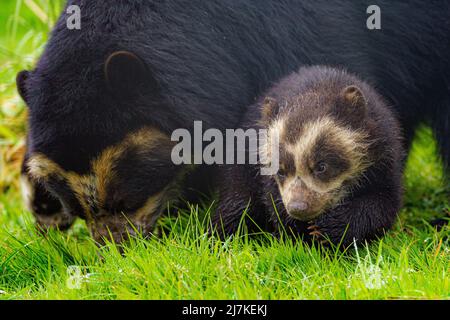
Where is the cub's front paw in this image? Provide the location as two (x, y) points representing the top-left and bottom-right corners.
(307, 223), (330, 246)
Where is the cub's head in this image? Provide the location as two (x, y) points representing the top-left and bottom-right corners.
(261, 68), (374, 221)
(17, 51), (185, 244)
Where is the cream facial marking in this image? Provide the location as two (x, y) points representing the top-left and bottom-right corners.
(89, 189), (168, 244)
(284, 116), (371, 192)
(267, 118), (286, 145)
(260, 117), (286, 168)
(268, 116), (372, 219)
(20, 174), (34, 212)
(134, 189), (166, 225)
(26, 127), (171, 234)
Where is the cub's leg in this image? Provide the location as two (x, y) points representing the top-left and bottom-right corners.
(312, 185), (402, 247)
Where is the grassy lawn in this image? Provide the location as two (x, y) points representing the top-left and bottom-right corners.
(0, 0), (449, 300)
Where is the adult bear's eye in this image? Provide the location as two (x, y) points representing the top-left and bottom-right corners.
(117, 202), (138, 214)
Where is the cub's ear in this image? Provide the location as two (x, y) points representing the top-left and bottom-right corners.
(104, 51), (158, 100)
(341, 85), (367, 109)
(261, 97), (280, 124)
(339, 85), (367, 121)
(16, 70), (30, 104)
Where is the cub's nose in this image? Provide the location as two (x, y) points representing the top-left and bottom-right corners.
(287, 201), (309, 215)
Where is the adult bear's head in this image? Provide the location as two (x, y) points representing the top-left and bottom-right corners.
(15, 0), (252, 244)
(17, 39), (186, 244)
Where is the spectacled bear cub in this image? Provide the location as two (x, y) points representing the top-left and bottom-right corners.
(17, 1), (449, 244)
(213, 66), (404, 246)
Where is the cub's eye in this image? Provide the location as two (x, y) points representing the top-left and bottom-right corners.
(277, 168), (286, 178)
(314, 162), (328, 174)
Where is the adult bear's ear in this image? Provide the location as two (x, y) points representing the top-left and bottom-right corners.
(261, 97), (280, 124)
(104, 51), (158, 100)
(16, 70), (30, 104)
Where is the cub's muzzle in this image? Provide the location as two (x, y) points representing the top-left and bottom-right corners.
(282, 178), (325, 221)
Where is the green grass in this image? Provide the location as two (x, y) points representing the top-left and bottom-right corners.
(0, 0), (449, 300)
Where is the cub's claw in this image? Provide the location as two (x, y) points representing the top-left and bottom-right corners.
(307, 224), (323, 238)
(307, 224), (330, 245)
